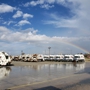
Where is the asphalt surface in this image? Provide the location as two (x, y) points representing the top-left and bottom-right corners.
(0, 61), (90, 90)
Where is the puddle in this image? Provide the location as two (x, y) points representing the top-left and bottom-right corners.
(0, 66), (11, 81)
(0, 62), (86, 89)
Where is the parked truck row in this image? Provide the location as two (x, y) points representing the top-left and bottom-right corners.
(12, 54), (85, 62)
(0, 51), (85, 66)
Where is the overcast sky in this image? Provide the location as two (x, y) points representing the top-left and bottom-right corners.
(0, 0), (90, 55)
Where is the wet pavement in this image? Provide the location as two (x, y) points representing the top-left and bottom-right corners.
(0, 62), (90, 90)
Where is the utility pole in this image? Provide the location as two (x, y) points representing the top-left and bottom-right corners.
(21, 50), (25, 55)
(48, 47), (51, 59)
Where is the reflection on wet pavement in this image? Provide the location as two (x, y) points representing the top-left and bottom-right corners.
(0, 66), (11, 80)
(0, 62), (86, 90)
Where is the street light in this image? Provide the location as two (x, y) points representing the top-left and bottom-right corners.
(48, 47), (51, 59)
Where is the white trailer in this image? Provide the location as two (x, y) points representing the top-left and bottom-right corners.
(27, 54), (32, 62)
(31, 54), (38, 62)
(37, 54), (44, 61)
(13, 56), (19, 61)
(31, 54), (45, 62)
(64, 55), (74, 62)
(0, 52), (12, 65)
(54, 55), (64, 61)
(73, 54), (85, 62)
(49, 55), (55, 61)
(43, 55), (49, 61)
(23, 54), (31, 62)
(21, 54), (26, 61)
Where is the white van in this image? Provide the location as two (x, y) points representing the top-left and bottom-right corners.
(0, 52), (12, 65)
(73, 54), (85, 62)
(64, 55), (74, 62)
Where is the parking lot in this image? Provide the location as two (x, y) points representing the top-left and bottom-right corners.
(0, 61), (90, 90)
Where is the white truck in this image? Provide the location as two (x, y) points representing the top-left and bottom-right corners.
(64, 54), (74, 62)
(0, 51), (12, 65)
(73, 54), (85, 62)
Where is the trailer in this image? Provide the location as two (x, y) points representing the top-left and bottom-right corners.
(63, 54), (74, 62)
(54, 55), (64, 61)
(22, 54), (31, 62)
(73, 54), (85, 62)
(43, 55), (49, 61)
(13, 56), (19, 61)
(37, 54), (44, 61)
(0, 52), (12, 65)
(31, 54), (38, 62)
(21, 54), (26, 61)
(49, 55), (55, 61)
(26, 54), (32, 62)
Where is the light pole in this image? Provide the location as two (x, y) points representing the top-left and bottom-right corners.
(48, 47), (51, 59)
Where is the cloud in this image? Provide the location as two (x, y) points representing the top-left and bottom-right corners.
(13, 11), (33, 26)
(46, 0), (55, 4)
(43, 0), (90, 36)
(13, 11), (33, 20)
(41, 4), (54, 9)
(23, 13), (33, 19)
(0, 26), (48, 42)
(44, 16), (77, 28)
(0, 3), (16, 13)
(0, 26), (89, 44)
(24, 1), (38, 7)
(0, 26), (90, 55)
(24, 0), (66, 7)
(13, 10), (23, 18)
(29, 0), (45, 6)
(16, 20), (31, 26)
(0, 26), (9, 32)
(7, 21), (15, 25)
(3, 21), (15, 25)
(24, 0), (54, 9)
(24, 0), (56, 7)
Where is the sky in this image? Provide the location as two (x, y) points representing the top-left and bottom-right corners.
(0, 0), (90, 55)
